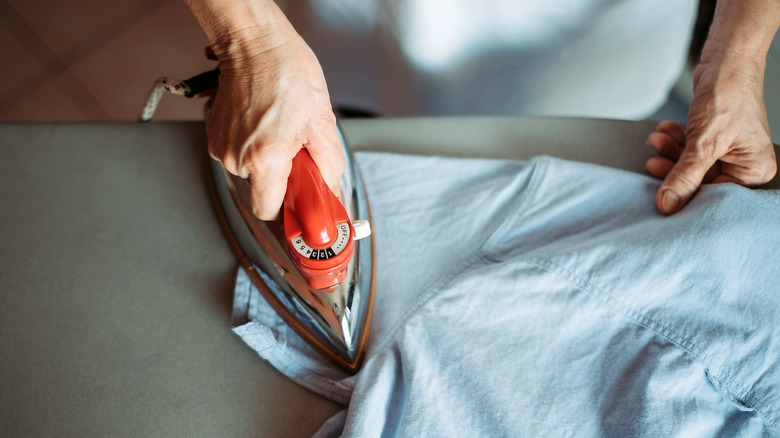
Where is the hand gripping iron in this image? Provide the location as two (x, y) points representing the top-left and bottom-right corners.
(140, 68), (376, 374)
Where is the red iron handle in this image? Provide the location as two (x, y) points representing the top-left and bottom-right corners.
(284, 148), (338, 248)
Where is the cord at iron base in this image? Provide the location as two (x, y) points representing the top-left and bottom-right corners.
(140, 69), (220, 121)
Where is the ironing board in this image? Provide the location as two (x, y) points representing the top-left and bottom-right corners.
(1, 118), (778, 437)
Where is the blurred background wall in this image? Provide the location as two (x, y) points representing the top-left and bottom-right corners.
(0, 0), (220, 121)
(0, 0), (777, 144)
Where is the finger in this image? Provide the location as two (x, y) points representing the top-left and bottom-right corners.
(711, 174), (742, 185)
(304, 116), (345, 194)
(702, 161), (721, 184)
(246, 149), (295, 220)
(207, 137), (247, 178)
(248, 176), (286, 221)
(648, 156), (720, 184)
(656, 145), (718, 215)
(645, 156), (676, 179)
(656, 121), (686, 146)
(204, 96), (243, 173)
(647, 132), (683, 160)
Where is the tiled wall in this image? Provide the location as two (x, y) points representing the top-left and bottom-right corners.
(0, 0), (215, 121)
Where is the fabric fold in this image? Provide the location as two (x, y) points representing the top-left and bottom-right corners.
(231, 152), (780, 436)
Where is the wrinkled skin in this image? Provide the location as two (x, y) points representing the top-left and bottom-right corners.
(205, 28), (343, 220)
(646, 55), (776, 214)
(646, 0), (778, 214)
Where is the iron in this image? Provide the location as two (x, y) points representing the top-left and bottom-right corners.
(142, 70), (376, 373)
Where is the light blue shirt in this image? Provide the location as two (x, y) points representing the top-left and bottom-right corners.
(233, 153), (780, 437)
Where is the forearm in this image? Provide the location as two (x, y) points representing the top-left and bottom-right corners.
(183, 0), (295, 59)
(702, 0), (780, 66)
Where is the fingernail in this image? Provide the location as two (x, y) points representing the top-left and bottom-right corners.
(662, 189), (680, 213)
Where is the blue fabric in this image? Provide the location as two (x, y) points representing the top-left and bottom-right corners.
(232, 152), (780, 437)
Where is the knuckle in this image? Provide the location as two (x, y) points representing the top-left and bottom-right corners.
(747, 159), (777, 185)
(207, 141), (234, 169)
(746, 162), (767, 180)
(667, 158), (709, 192)
(218, 150), (242, 176)
(765, 159), (778, 181)
(246, 143), (282, 173)
(251, 204), (272, 221)
(248, 184), (283, 221)
(207, 146), (222, 163)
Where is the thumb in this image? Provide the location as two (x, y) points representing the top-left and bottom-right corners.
(656, 144), (717, 215)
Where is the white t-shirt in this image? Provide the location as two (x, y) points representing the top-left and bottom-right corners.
(286, 0), (698, 118)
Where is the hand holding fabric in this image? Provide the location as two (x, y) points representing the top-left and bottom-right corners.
(646, 0), (779, 214)
(646, 58), (776, 213)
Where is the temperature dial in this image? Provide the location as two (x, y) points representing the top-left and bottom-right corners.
(290, 222), (351, 261)
(283, 148), (371, 290)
